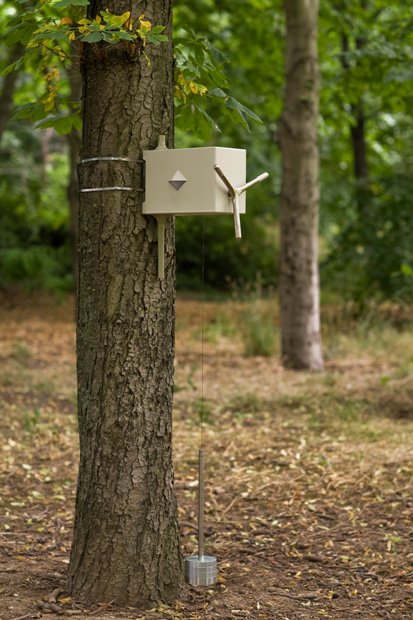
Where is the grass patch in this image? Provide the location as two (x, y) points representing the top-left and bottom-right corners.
(278, 392), (387, 442)
(34, 380), (56, 395)
(22, 407), (41, 432)
(227, 393), (269, 415)
(240, 299), (278, 357)
(11, 339), (32, 363)
(204, 315), (237, 343)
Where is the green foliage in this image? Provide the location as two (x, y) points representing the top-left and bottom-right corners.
(175, 29), (262, 135)
(239, 284), (277, 357)
(174, 0), (280, 290)
(12, 339), (33, 364)
(197, 313), (236, 344)
(2, 1), (260, 137)
(175, 214), (276, 292)
(228, 393), (265, 415)
(1, 0), (413, 302)
(318, 0), (413, 301)
(22, 407), (41, 432)
(0, 127), (73, 292)
(322, 174), (413, 302)
(194, 398), (214, 425)
(241, 308), (276, 357)
(35, 112), (82, 134)
(2, 0), (167, 129)
(0, 245), (71, 291)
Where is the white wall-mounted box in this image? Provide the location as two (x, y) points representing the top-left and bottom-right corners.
(143, 146), (246, 216)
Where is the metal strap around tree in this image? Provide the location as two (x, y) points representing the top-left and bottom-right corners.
(79, 156), (144, 193)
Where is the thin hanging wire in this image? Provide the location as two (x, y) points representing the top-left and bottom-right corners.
(200, 218), (205, 450)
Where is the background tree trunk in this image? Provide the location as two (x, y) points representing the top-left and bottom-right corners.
(350, 101), (368, 183)
(279, 0), (323, 370)
(67, 0), (182, 606)
(341, 29), (369, 213)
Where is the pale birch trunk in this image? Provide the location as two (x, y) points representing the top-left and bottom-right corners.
(279, 0), (323, 370)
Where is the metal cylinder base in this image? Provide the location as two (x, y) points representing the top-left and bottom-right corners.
(184, 555), (218, 586)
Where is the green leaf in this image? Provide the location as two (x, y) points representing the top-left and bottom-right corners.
(79, 31), (103, 43)
(226, 97), (262, 123)
(147, 32), (168, 44)
(150, 25), (166, 35)
(401, 263), (413, 277)
(33, 31), (68, 42)
(195, 105), (221, 134)
(13, 103), (47, 122)
(224, 96), (263, 130)
(208, 88), (227, 98)
(35, 113), (81, 135)
(116, 30), (136, 41)
(101, 10), (130, 29)
(101, 30), (134, 43)
(175, 101), (221, 139)
(2, 57), (25, 77)
(54, 0), (89, 8)
(5, 23), (36, 46)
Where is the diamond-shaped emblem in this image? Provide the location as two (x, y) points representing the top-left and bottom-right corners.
(169, 170), (187, 191)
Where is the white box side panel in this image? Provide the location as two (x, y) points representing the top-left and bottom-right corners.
(143, 147), (246, 216)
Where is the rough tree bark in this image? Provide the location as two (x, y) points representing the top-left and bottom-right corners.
(279, 0), (323, 370)
(67, 0), (182, 606)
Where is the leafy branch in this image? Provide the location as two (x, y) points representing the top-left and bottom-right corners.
(175, 28), (262, 135)
(2, 0), (167, 129)
(3, 3), (262, 138)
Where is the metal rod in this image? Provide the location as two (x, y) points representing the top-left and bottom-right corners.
(80, 186), (133, 192)
(156, 215), (166, 279)
(237, 172), (269, 194)
(213, 165), (235, 199)
(198, 448), (205, 560)
(80, 156), (144, 164)
(80, 187), (143, 193)
(233, 194), (242, 239)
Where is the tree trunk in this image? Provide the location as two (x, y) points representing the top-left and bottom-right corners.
(67, 0), (182, 607)
(350, 102), (368, 183)
(279, 0), (323, 370)
(341, 31), (369, 210)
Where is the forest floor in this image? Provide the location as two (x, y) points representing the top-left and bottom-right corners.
(1, 293), (413, 620)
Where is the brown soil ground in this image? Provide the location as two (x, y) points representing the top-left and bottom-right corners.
(0, 293), (412, 620)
